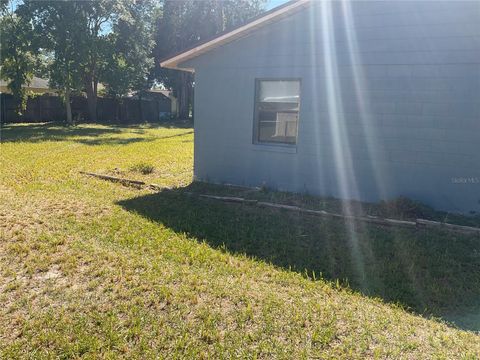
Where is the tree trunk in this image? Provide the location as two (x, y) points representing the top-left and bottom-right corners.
(139, 92), (143, 122)
(178, 72), (191, 119)
(65, 87), (73, 125)
(84, 76), (97, 122)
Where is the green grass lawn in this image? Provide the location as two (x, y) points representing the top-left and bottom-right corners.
(1, 122), (479, 359)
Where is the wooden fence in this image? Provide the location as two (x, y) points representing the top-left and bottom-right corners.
(0, 93), (172, 124)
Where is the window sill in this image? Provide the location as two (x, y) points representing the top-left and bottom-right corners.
(251, 143), (297, 154)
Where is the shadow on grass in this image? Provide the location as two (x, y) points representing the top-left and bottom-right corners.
(76, 137), (156, 146)
(76, 131), (193, 145)
(117, 185), (480, 331)
(1, 123), (122, 142)
(0, 121), (193, 144)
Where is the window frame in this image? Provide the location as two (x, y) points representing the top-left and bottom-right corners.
(252, 78), (301, 146)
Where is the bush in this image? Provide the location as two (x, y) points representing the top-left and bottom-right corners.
(130, 162), (155, 175)
(378, 196), (435, 220)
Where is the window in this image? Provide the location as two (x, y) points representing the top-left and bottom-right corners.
(254, 79), (300, 145)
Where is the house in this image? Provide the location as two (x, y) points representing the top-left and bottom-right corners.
(161, 0), (480, 214)
(127, 89), (177, 118)
(138, 89), (178, 117)
(0, 76), (56, 95)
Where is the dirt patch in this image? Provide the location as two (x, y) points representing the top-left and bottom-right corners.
(0, 186), (109, 238)
(0, 186), (112, 340)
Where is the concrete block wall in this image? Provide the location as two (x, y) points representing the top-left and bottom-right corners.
(182, 0), (480, 213)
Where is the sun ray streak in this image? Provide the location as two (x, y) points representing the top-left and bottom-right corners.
(340, 0), (388, 201)
(319, 1), (367, 289)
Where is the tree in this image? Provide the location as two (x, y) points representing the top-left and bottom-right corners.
(21, 0), (121, 123)
(47, 9), (84, 125)
(3, 0), (265, 123)
(0, 1), (39, 113)
(21, 0), (157, 123)
(102, 0), (157, 98)
(19, 1), (86, 124)
(0, 0), (8, 13)
(154, 0), (266, 119)
(75, 0), (121, 122)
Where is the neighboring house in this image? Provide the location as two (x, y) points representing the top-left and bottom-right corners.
(161, 0), (480, 213)
(129, 89), (178, 117)
(150, 89), (179, 117)
(0, 76), (56, 95)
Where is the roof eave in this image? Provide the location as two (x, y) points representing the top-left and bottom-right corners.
(162, 64), (195, 73)
(160, 0), (310, 72)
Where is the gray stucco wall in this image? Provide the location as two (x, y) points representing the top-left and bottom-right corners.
(181, 0), (480, 213)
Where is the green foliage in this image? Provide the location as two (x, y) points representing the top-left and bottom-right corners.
(0, 4), (39, 113)
(0, 0), (9, 14)
(378, 196), (437, 221)
(16, 0), (159, 122)
(19, 1), (117, 122)
(102, 1), (157, 98)
(18, 2), (88, 123)
(154, 0), (267, 118)
(2, 0), (268, 121)
(36, 4), (82, 89)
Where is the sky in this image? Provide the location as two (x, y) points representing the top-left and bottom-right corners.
(266, 0), (289, 10)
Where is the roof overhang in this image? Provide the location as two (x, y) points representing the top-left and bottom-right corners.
(160, 0), (310, 72)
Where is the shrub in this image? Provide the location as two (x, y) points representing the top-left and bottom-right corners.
(130, 162), (155, 175)
(378, 196), (435, 220)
